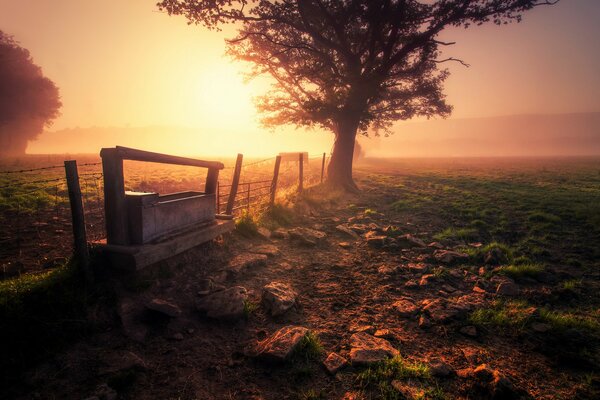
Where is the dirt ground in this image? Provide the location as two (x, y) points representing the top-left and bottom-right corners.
(6, 162), (600, 400)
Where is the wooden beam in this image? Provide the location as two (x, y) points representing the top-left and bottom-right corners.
(270, 155), (281, 207)
(102, 146), (225, 170)
(226, 153), (243, 215)
(101, 148), (129, 245)
(205, 168), (219, 195)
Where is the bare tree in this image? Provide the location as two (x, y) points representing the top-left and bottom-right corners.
(158, 0), (558, 190)
(0, 31), (62, 157)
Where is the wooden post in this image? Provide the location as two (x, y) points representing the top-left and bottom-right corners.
(216, 181), (220, 214)
(270, 155), (281, 207)
(226, 154), (243, 215)
(298, 152), (304, 193)
(100, 148), (128, 245)
(64, 160), (92, 283)
(205, 168), (219, 195)
(246, 183), (251, 212)
(320, 152), (326, 183)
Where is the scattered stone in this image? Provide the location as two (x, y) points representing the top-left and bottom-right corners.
(228, 253), (268, 274)
(531, 322), (551, 333)
(349, 332), (399, 365)
(350, 324), (376, 334)
(461, 347), (480, 364)
(117, 298), (148, 343)
(434, 249), (469, 264)
(323, 352), (348, 374)
(429, 360), (454, 377)
(261, 281), (297, 316)
(257, 227), (272, 239)
(256, 326), (309, 362)
(348, 223), (370, 234)
(271, 228), (289, 239)
(396, 234), (427, 249)
(145, 298), (182, 318)
(418, 315), (431, 329)
(408, 262), (429, 273)
(423, 300), (470, 323)
(484, 247), (508, 265)
(365, 233), (387, 248)
(336, 224), (360, 239)
(404, 279), (419, 289)
(428, 242), (445, 250)
(496, 282), (520, 297)
(460, 325), (478, 337)
(478, 266), (488, 276)
(419, 274), (435, 286)
(374, 329), (393, 339)
(441, 284), (456, 293)
(393, 298), (419, 317)
(377, 265), (398, 275)
(338, 242), (352, 249)
(195, 286), (248, 320)
(197, 278), (213, 296)
(250, 244), (280, 257)
(289, 227), (327, 246)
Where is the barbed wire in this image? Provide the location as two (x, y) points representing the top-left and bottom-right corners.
(0, 177), (65, 191)
(0, 161), (101, 175)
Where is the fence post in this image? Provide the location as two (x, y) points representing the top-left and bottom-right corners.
(270, 155), (282, 207)
(321, 152), (326, 183)
(298, 152), (304, 193)
(216, 181), (220, 214)
(64, 160), (92, 283)
(205, 168), (219, 195)
(226, 153), (243, 215)
(100, 148), (128, 245)
(246, 183), (251, 212)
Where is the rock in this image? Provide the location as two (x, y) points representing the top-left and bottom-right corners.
(228, 253), (268, 274)
(430, 360), (454, 377)
(531, 322), (551, 333)
(434, 250), (469, 264)
(339, 242), (352, 249)
(271, 228), (289, 239)
(441, 284), (456, 293)
(496, 282), (520, 297)
(461, 347), (481, 364)
(428, 242), (445, 250)
(418, 315), (431, 329)
(348, 223), (370, 234)
(393, 298), (419, 317)
(404, 279), (419, 289)
(423, 300), (470, 323)
(145, 298), (182, 318)
(98, 351), (147, 375)
(289, 227), (327, 246)
(323, 352), (348, 374)
(419, 274), (435, 286)
(196, 286), (248, 320)
(261, 282), (297, 316)
(365, 233), (387, 248)
(336, 224), (360, 239)
(250, 244), (280, 257)
(197, 278), (214, 296)
(484, 247), (509, 265)
(256, 326), (309, 362)
(349, 324), (376, 334)
(377, 265), (398, 275)
(117, 298), (148, 342)
(396, 234), (427, 249)
(349, 332), (399, 365)
(374, 329), (393, 339)
(408, 262), (430, 273)
(460, 325), (478, 337)
(257, 227), (272, 239)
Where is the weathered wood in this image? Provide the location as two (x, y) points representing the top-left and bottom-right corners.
(107, 146), (224, 170)
(279, 152), (308, 163)
(298, 152), (304, 193)
(99, 219), (234, 271)
(64, 160), (92, 283)
(205, 168), (219, 194)
(321, 152), (326, 183)
(270, 155), (282, 207)
(101, 148), (129, 245)
(226, 153), (243, 215)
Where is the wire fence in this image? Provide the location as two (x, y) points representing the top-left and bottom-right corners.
(0, 151), (329, 279)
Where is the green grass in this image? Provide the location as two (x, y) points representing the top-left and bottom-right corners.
(497, 263), (544, 280)
(539, 309), (600, 333)
(243, 300), (259, 317)
(433, 227), (479, 242)
(261, 204), (295, 229)
(293, 331), (324, 362)
(562, 279), (582, 291)
(357, 355), (432, 399)
(468, 299), (535, 330)
(235, 211), (259, 237)
(298, 389), (325, 400)
(462, 241), (514, 263)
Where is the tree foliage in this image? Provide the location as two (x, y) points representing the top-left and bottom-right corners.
(158, 0), (558, 188)
(0, 31), (62, 156)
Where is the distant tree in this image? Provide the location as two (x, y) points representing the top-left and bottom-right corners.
(0, 31), (61, 156)
(158, 0), (558, 190)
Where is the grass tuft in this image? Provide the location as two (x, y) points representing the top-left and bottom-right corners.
(468, 299), (535, 330)
(235, 211), (259, 237)
(497, 263), (544, 279)
(433, 227), (479, 242)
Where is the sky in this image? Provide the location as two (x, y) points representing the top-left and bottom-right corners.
(0, 0), (599, 156)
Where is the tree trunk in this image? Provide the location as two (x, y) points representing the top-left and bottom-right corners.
(327, 117), (359, 192)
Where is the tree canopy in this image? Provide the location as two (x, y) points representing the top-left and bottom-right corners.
(158, 0), (558, 189)
(0, 31), (62, 156)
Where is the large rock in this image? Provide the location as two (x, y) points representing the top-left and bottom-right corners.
(433, 250), (469, 264)
(336, 224), (360, 239)
(227, 253), (268, 274)
(249, 244), (281, 258)
(323, 352), (348, 374)
(289, 227), (327, 246)
(195, 286), (248, 320)
(395, 234), (427, 249)
(349, 332), (399, 365)
(496, 282), (520, 297)
(256, 326), (309, 362)
(262, 282), (297, 316)
(145, 298), (182, 318)
(393, 298), (419, 317)
(365, 232), (388, 248)
(117, 298), (148, 342)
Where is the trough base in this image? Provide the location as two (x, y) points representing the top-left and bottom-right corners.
(95, 219), (235, 271)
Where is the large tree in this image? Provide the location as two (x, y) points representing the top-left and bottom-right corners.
(0, 31), (61, 156)
(158, 0), (558, 190)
